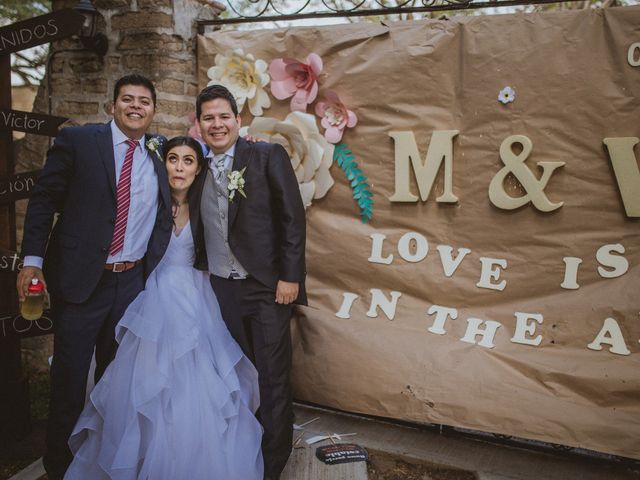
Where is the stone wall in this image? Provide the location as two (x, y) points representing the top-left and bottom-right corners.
(18, 0), (221, 175)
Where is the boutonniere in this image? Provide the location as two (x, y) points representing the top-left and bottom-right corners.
(145, 136), (163, 161)
(227, 167), (247, 201)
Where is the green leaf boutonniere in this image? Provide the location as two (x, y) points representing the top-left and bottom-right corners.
(227, 167), (247, 202)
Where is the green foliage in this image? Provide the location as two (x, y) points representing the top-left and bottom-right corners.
(1, 0), (51, 86)
(0, 0), (49, 25)
(334, 143), (373, 223)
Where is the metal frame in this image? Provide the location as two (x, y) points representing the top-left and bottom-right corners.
(197, 0), (586, 32)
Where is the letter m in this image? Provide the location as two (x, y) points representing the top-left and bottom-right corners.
(388, 130), (459, 203)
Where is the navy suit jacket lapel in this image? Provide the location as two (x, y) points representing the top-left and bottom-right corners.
(228, 138), (252, 229)
(96, 123), (116, 198)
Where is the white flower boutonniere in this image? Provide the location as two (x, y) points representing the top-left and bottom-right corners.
(227, 167), (247, 201)
(145, 137), (163, 161)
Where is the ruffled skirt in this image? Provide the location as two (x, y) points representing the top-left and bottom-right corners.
(65, 264), (263, 480)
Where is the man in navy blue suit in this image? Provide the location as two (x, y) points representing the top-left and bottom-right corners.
(17, 74), (172, 480)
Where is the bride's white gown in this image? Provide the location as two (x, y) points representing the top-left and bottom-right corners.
(64, 223), (264, 480)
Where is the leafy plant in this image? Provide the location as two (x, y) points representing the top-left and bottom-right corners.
(1, 0), (51, 85)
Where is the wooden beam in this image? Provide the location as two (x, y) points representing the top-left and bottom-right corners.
(0, 53), (31, 442)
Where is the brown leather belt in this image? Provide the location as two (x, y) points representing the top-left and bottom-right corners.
(104, 259), (143, 272)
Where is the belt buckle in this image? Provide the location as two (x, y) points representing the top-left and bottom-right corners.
(111, 262), (126, 272)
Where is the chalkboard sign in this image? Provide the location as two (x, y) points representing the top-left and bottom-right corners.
(0, 9), (84, 55)
(0, 247), (23, 273)
(315, 443), (369, 465)
(0, 169), (40, 204)
(0, 108), (67, 136)
(0, 310), (54, 339)
(0, 5), (84, 440)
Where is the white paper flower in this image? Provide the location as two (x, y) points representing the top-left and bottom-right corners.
(498, 86), (516, 104)
(207, 49), (271, 116)
(240, 112), (335, 208)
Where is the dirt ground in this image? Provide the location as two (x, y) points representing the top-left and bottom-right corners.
(0, 368), (48, 480)
(367, 449), (478, 480)
(2, 433), (480, 480)
(0, 419), (46, 480)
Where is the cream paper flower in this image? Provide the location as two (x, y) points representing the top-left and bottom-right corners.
(240, 112), (335, 208)
(207, 49), (271, 116)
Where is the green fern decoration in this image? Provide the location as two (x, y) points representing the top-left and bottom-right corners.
(334, 143), (373, 223)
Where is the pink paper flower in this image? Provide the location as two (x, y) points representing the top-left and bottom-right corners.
(314, 91), (357, 144)
(269, 53), (323, 112)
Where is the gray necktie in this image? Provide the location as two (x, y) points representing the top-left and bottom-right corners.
(210, 154), (227, 183)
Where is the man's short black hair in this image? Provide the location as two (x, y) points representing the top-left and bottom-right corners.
(196, 84), (239, 119)
(113, 74), (157, 106)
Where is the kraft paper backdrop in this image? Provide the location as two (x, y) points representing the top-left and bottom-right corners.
(197, 6), (640, 459)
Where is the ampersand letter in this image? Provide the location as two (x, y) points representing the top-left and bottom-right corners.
(489, 135), (565, 212)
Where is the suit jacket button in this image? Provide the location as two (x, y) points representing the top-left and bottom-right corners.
(101, 247), (108, 252)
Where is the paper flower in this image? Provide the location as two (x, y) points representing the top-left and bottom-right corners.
(498, 86), (516, 104)
(207, 49), (271, 116)
(269, 53), (323, 112)
(240, 112), (335, 208)
(315, 91), (357, 143)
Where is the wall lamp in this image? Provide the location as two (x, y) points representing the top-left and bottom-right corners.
(74, 0), (108, 56)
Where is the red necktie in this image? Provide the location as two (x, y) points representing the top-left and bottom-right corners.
(109, 139), (138, 255)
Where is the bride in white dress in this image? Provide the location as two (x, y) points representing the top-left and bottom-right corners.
(64, 136), (264, 480)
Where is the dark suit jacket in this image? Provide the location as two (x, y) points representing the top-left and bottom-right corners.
(190, 137), (307, 305)
(21, 123), (172, 304)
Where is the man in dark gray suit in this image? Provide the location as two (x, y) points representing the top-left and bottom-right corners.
(190, 84), (306, 480)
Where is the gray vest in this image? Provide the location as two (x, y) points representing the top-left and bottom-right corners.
(201, 167), (248, 278)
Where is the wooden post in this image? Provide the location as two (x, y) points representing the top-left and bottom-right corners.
(0, 53), (31, 444)
(0, 8), (88, 446)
